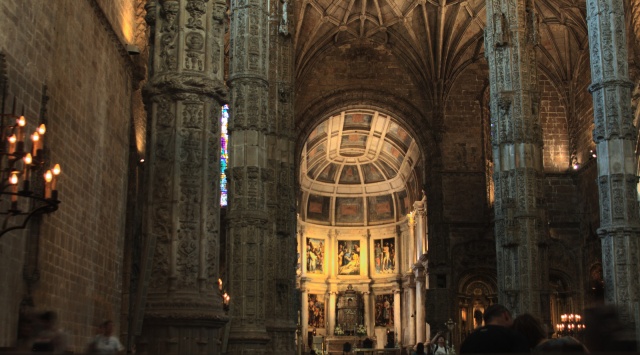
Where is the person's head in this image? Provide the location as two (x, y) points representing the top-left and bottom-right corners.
(100, 320), (114, 336)
(483, 304), (513, 326)
(437, 336), (446, 347)
(536, 336), (589, 353)
(512, 313), (546, 348)
(416, 342), (425, 354)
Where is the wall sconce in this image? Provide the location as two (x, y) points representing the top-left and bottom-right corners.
(571, 155), (579, 170)
(218, 278), (230, 311)
(0, 53), (60, 239)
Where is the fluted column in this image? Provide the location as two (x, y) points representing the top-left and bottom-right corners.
(408, 286), (416, 345)
(415, 267), (426, 344)
(414, 198), (426, 260)
(485, 0), (548, 317)
(139, 1), (228, 353)
(587, 0), (640, 330)
(227, 0), (272, 350)
(394, 290), (401, 345)
(329, 291), (337, 335)
(363, 291), (371, 334)
(301, 288), (309, 339)
(366, 292), (374, 335)
(407, 213), (416, 273)
(300, 226), (306, 277)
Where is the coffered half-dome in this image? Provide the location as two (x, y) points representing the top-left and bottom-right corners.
(300, 110), (422, 226)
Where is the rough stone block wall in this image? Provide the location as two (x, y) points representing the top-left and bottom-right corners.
(0, 0), (135, 351)
(573, 63), (595, 162)
(295, 44), (427, 125)
(539, 73), (570, 172)
(442, 62), (488, 224)
(545, 173), (580, 226)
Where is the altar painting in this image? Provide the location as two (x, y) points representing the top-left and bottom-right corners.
(308, 294), (325, 328)
(337, 240), (360, 275)
(374, 237), (395, 274)
(374, 294), (394, 327)
(306, 237), (324, 274)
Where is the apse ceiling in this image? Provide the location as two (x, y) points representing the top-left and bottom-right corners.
(300, 110), (421, 226)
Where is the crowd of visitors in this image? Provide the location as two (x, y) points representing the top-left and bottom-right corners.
(16, 310), (124, 354)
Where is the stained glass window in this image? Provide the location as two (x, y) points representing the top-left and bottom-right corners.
(220, 104), (229, 206)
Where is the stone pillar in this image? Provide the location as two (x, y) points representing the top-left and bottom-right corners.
(485, 0), (548, 317)
(364, 291), (371, 334)
(408, 286), (416, 345)
(366, 292), (374, 336)
(329, 230), (337, 277)
(329, 291), (337, 335)
(139, 1), (228, 353)
(586, 0), (640, 330)
(300, 227), (307, 277)
(414, 197), (426, 260)
(415, 267), (426, 344)
(301, 288), (309, 340)
(264, 0), (296, 349)
(394, 290), (401, 345)
(407, 213), (416, 272)
(227, 0), (272, 350)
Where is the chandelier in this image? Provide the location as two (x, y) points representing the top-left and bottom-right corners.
(0, 53), (60, 238)
(556, 313), (585, 337)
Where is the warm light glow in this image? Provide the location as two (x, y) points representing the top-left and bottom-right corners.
(572, 163), (579, 170)
(17, 116), (26, 127)
(8, 134), (16, 144)
(52, 164), (61, 176)
(9, 172), (18, 185)
(31, 131), (40, 143)
(24, 153), (32, 165)
(44, 170), (53, 183)
(218, 278), (223, 291)
(38, 123), (46, 135)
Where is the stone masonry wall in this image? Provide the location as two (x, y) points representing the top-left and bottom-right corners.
(0, 1), (135, 351)
(442, 62), (488, 224)
(540, 73), (570, 173)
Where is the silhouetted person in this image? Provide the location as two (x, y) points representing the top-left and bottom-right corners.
(535, 336), (588, 353)
(86, 320), (124, 354)
(583, 305), (637, 352)
(513, 313), (547, 349)
(459, 304), (529, 353)
(412, 342), (426, 355)
(31, 311), (67, 353)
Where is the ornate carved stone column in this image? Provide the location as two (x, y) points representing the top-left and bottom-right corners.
(226, 0), (272, 350)
(264, 0), (297, 350)
(485, 0), (549, 317)
(586, 0), (640, 330)
(139, 1), (228, 353)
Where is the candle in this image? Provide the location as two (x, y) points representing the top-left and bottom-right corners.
(51, 164), (61, 191)
(31, 131), (40, 156)
(44, 170), (52, 199)
(9, 172), (18, 203)
(8, 134), (16, 154)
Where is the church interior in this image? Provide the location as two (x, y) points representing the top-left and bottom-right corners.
(1, 0), (640, 354)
